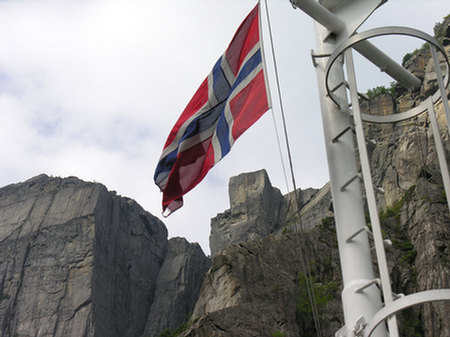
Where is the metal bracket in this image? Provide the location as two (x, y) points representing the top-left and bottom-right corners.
(364, 289), (450, 336)
(393, 292), (405, 300)
(311, 49), (331, 67)
(374, 186), (385, 194)
(346, 226), (372, 243)
(332, 126), (355, 143)
(353, 316), (367, 337)
(371, 239), (392, 251)
(355, 279), (381, 293)
(341, 173), (362, 191)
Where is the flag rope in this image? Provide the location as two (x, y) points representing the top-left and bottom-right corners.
(258, 1), (290, 193)
(262, 0), (323, 336)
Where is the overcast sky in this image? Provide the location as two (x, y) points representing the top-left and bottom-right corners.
(0, 0), (448, 255)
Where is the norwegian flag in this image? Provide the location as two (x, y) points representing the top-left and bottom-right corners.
(154, 2), (271, 215)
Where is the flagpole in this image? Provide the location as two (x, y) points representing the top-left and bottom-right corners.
(312, 19), (388, 337)
(291, 0), (391, 336)
(258, 0), (273, 111)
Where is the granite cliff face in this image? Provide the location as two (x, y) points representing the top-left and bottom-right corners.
(143, 237), (210, 337)
(189, 224), (342, 337)
(0, 175), (209, 337)
(210, 170), (332, 257)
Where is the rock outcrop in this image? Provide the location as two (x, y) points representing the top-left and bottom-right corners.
(143, 237), (210, 337)
(0, 175), (209, 337)
(188, 226), (342, 337)
(209, 169), (332, 257)
(209, 170), (283, 257)
(0, 174), (168, 337)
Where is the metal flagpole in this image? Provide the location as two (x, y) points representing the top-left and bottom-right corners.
(310, 16), (388, 337)
(289, 0), (450, 336)
(290, 1), (393, 335)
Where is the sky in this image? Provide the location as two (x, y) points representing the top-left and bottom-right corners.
(0, 0), (448, 255)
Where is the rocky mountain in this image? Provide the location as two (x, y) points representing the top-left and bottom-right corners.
(209, 169), (332, 257)
(0, 175), (209, 337)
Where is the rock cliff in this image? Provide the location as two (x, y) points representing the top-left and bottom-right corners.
(189, 225), (342, 337)
(210, 170), (332, 257)
(0, 175), (209, 337)
(143, 237), (210, 337)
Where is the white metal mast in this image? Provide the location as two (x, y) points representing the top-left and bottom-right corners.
(289, 0), (450, 336)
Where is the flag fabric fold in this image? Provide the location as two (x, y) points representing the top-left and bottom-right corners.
(154, 2), (271, 215)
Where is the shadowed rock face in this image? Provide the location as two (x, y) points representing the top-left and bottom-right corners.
(143, 237), (210, 337)
(0, 174), (170, 337)
(0, 175), (103, 337)
(0, 174), (210, 337)
(209, 169), (332, 257)
(209, 170), (283, 257)
(92, 179), (168, 337)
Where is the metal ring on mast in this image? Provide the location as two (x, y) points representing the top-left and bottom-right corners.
(364, 289), (450, 337)
(324, 26), (450, 121)
(324, 26), (450, 336)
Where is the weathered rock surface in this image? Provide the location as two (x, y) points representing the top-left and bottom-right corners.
(209, 170), (283, 257)
(0, 174), (209, 337)
(295, 182), (333, 232)
(423, 45), (450, 97)
(187, 227), (343, 337)
(0, 174), (169, 337)
(0, 175), (103, 337)
(361, 93), (396, 115)
(366, 93), (450, 336)
(143, 237), (210, 337)
(92, 180), (168, 337)
(209, 169), (332, 257)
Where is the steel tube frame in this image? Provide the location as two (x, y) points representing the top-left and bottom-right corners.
(325, 25), (450, 212)
(293, 1), (450, 336)
(344, 48), (399, 336)
(365, 289), (450, 337)
(324, 26), (450, 108)
(290, 0), (421, 90)
(312, 17), (387, 337)
(426, 98), (450, 210)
